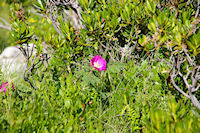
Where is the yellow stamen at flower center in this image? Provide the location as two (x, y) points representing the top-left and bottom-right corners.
(94, 62), (102, 68)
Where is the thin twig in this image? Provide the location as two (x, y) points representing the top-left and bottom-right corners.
(195, 0), (200, 18)
(0, 23), (11, 31)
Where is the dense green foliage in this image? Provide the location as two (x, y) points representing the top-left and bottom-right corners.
(1, 59), (199, 132)
(0, 1), (10, 51)
(0, 0), (200, 132)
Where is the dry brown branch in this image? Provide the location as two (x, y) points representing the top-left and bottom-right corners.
(18, 43), (52, 89)
(195, 0), (200, 18)
(45, 0), (84, 35)
(169, 49), (200, 110)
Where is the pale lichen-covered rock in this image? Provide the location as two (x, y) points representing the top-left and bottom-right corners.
(0, 43), (36, 76)
(0, 46), (25, 75)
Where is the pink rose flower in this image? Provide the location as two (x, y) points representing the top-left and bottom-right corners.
(0, 82), (15, 93)
(91, 55), (107, 71)
(102, 18), (105, 23)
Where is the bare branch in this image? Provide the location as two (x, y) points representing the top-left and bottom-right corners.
(0, 23), (11, 31)
(0, 17), (10, 25)
(44, 0), (84, 35)
(169, 48), (200, 110)
(185, 64), (191, 80)
(195, 0), (200, 18)
(0, 17), (11, 31)
(183, 47), (196, 66)
(171, 66), (190, 98)
(189, 91), (200, 110)
(192, 84), (200, 92)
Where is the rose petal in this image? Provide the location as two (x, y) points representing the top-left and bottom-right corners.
(91, 55), (102, 66)
(0, 82), (13, 93)
(91, 55), (107, 71)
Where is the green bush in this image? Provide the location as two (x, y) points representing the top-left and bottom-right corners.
(0, 0), (200, 132)
(0, 1), (10, 51)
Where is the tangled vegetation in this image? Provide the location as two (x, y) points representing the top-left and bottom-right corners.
(0, 0), (200, 132)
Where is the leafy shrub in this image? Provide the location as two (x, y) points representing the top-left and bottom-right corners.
(0, 0), (200, 132)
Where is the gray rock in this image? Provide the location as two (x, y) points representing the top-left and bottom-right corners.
(0, 43), (36, 76)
